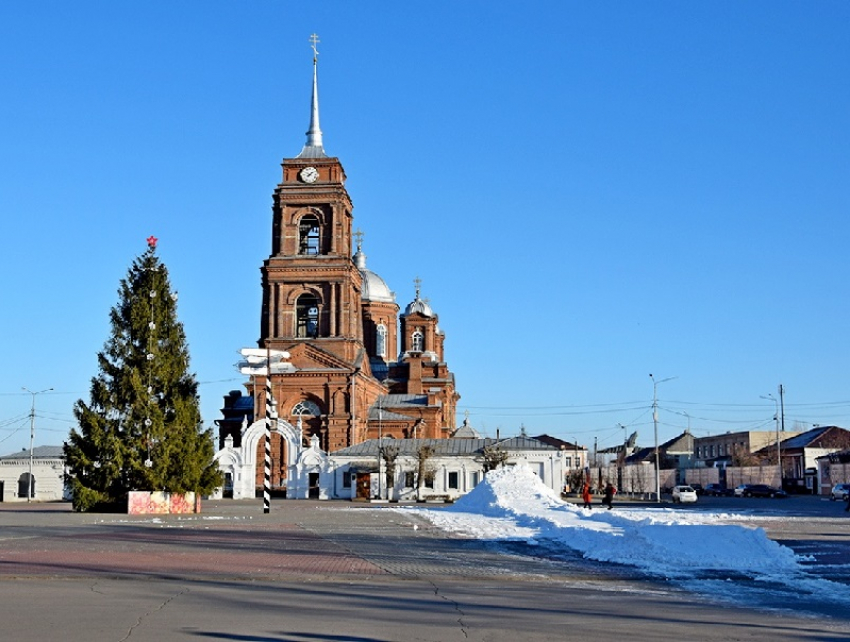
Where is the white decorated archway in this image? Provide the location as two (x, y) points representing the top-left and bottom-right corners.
(213, 417), (307, 499)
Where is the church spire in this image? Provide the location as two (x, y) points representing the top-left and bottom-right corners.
(297, 33), (327, 159)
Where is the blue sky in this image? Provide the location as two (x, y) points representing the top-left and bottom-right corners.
(2, 2), (849, 456)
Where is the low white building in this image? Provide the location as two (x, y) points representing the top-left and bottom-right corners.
(213, 416), (569, 501)
(0, 445), (67, 502)
(327, 435), (567, 501)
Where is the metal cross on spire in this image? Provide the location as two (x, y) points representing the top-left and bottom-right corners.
(354, 228), (364, 252)
(309, 33), (320, 61)
(413, 276), (422, 299)
(298, 33), (327, 159)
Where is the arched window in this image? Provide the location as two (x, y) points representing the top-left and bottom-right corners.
(292, 400), (321, 416)
(296, 294), (319, 338)
(411, 330), (424, 352)
(376, 323), (387, 358)
(298, 215), (320, 255)
(17, 472), (34, 499)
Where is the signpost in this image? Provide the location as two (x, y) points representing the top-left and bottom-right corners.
(237, 348), (292, 513)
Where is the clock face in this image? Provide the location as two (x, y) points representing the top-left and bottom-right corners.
(300, 166), (319, 183)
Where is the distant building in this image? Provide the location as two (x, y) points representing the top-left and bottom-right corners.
(532, 434), (588, 470)
(0, 446), (66, 502)
(755, 426), (850, 494)
(693, 430), (802, 467)
(626, 431), (694, 469)
(816, 447), (850, 496)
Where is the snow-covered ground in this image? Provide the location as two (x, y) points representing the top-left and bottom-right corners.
(396, 465), (850, 615)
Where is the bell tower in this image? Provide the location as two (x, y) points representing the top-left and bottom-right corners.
(260, 35), (364, 363)
(219, 35), (464, 495)
(253, 34), (381, 458)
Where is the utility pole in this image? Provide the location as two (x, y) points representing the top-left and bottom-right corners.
(22, 387), (53, 502)
(377, 400), (383, 501)
(761, 393), (781, 486)
(650, 374), (677, 503)
(618, 424), (627, 494)
(652, 378), (660, 502)
(778, 383), (786, 488)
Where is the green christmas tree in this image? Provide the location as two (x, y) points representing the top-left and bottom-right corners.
(65, 237), (221, 511)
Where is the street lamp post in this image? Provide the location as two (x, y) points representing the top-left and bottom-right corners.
(650, 374), (676, 503)
(618, 423), (627, 495)
(377, 403), (383, 500)
(761, 393), (782, 487)
(22, 387), (53, 502)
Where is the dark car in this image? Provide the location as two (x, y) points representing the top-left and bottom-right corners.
(704, 483), (732, 497)
(742, 484), (787, 498)
(690, 483), (704, 495)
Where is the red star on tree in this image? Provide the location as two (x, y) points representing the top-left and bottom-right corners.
(146, 236), (158, 249)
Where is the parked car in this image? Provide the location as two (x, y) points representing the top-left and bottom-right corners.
(671, 485), (698, 503)
(733, 484), (751, 497)
(704, 483), (732, 497)
(690, 483), (704, 495)
(830, 483), (850, 501)
(741, 484), (787, 498)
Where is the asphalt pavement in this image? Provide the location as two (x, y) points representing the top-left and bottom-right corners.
(0, 497), (848, 642)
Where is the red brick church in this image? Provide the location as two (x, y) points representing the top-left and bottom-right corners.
(216, 39), (460, 493)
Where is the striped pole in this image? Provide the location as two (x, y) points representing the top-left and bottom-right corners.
(264, 371), (273, 514)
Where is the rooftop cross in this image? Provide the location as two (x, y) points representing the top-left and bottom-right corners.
(298, 32), (326, 158)
(354, 228), (364, 252)
(309, 33), (320, 60)
(413, 276), (422, 300)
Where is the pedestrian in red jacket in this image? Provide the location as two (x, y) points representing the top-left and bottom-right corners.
(582, 483), (592, 509)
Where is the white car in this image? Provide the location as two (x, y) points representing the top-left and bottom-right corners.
(830, 483), (850, 501)
(672, 485), (698, 503)
(733, 484), (750, 497)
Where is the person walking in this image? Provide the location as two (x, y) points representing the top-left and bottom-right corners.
(602, 482), (616, 510)
(582, 482), (592, 509)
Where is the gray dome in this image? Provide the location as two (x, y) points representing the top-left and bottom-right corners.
(403, 297), (434, 317)
(402, 279), (435, 317)
(354, 250), (395, 303)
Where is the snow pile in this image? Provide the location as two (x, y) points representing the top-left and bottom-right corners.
(411, 464), (800, 578)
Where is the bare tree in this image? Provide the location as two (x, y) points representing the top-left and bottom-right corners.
(566, 468), (585, 493)
(415, 445), (435, 495)
(480, 445), (509, 473)
(731, 444), (760, 467)
(382, 444), (399, 499)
